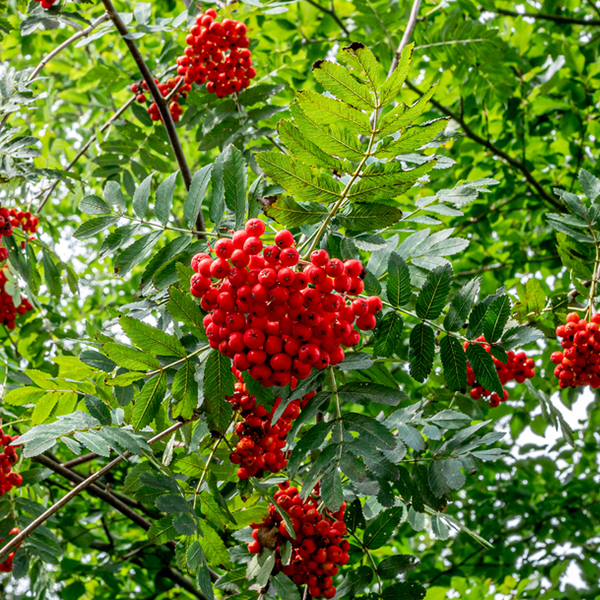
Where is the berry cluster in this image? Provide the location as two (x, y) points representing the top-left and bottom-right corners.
(176, 8), (256, 98)
(191, 219), (382, 387)
(130, 77), (192, 123)
(248, 482), (348, 599)
(228, 368), (314, 479)
(0, 270), (33, 330)
(0, 528), (21, 573)
(551, 312), (600, 389)
(33, 0), (55, 9)
(0, 208), (39, 263)
(0, 432), (22, 496)
(466, 336), (535, 407)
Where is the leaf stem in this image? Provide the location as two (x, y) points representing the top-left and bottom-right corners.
(587, 228), (600, 320)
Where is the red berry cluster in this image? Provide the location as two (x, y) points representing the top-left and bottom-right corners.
(0, 207), (39, 263)
(228, 368), (314, 479)
(33, 0), (55, 9)
(0, 528), (21, 573)
(0, 432), (22, 496)
(0, 270), (33, 330)
(466, 336), (535, 407)
(130, 77), (192, 123)
(551, 311), (600, 389)
(190, 219), (382, 387)
(248, 482), (349, 599)
(176, 8), (256, 98)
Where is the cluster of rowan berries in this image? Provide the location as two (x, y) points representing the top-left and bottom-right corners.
(0, 270), (33, 330)
(248, 482), (349, 599)
(130, 77), (192, 122)
(551, 312), (600, 389)
(0, 208), (39, 263)
(0, 432), (22, 497)
(191, 219), (382, 387)
(466, 336), (535, 407)
(228, 368), (314, 479)
(33, 0), (55, 9)
(176, 8), (256, 98)
(0, 528), (21, 573)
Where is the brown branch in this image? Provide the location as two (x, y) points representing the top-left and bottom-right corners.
(304, 0), (351, 38)
(388, 0), (422, 77)
(494, 7), (600, 26)
(404, 80), (563, 211)
(99, 0), (205, 234)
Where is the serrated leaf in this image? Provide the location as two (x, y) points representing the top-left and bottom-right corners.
(466, 344), (503, 395)
(155, 493), (189, 514)
(203, 350), (234, 433)
(131, 372), (167, 430)
(84, 395), (111, 425)
(377, 554), (419, 580)
(408, 323), (434, 383)
(155, 171), (178, 225)
(373, 311), (404, 357)
(103, 342), (161, 371)
(184, 165), (212, 228)
(272, 573), (300, 600)
(256, 151), (341, 204)
(73, 431), (111, 457)
(387, 252), (411, 307)
(198, 519), (232, 569)
(263, 195), (328, 227)
(104, 179), (127, 210)
(148, 516), (177, 545)
(166, 287), (206, 337)
(442, 457), (466, 490)
(288, 421), (334, 474)
(501, 326), (544, 350)
(172, 361), (198, 420)
(364, 506), (406, 549)
(338, 202), (403, 230)
(483, 294), (511, 343)
(338, 382), (407, 406)
(397, 424), (424, 452)
(133, 172), (153, 218)
(378, 581), (426, 600)
(222, 144), (247, 230)
(379, 43), (414, 106)
(439, 335), (467, 392)
(321, 468), (343, 511)
(79, 194), (111, 215)
(444, 277), (481, 331)
(465, 288), (504, 339)
(42, 249), (61, 299)
(312, 59), (375, 110)
(579, 168), (600, 202)
(415, 264), (453, 319)
(120, 315), (187, 357)
(376, 119), (448, 158)
(342, 413), (396, 449)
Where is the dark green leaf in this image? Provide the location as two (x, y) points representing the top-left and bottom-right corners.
(415, 264), (453, 319)
(466, 343), (503, 395)
(155, 171), (178, 225)
(408, 323), (435, 383)
(443, 277), (481, 331)
(439, 335), (467, 392)
(482, 294), (511, 342)
(387, 252), (411, 307)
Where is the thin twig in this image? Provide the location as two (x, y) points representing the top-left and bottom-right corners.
(304, 0), (351, 37)
(493, 7), (600, 26)
(388, 0), (422, 77)
(0, 420), (188, 559)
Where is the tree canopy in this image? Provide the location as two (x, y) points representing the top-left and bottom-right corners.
(0, 0), (599, 599)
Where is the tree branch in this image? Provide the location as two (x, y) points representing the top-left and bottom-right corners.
(404, 80), (563, 211)
(99, 0), (205, 234)
(388, 0), (422, 77)
(0, 420), (188, 560)
(493, 7), (600, 26)
(304, 0), (351, 38)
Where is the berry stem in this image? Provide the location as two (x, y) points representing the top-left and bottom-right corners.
(349, 529), (383, 592)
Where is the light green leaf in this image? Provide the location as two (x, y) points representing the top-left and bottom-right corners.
(133, 172), (154, 219)
(131, 372), (167, 430)
(155, 171), (178, 225)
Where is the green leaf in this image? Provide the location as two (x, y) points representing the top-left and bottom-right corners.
(4, 386), (47, 406)
(155, 171), (178, 225)
(373, 311), (404, 357)
(131, 372), (167, 430)
(74, 216), (120, 240)
(579, 168), (600, 202)
(184, 165), (212, 228)
(483, 294), (511, 342)
(166, 287), (206, 338)
(342, 413), (396, 449)
(148, 516), (177, 545)
(263, 195), (328, 227)
(72, 431), (110, 457)
(379, 80), (439, 136)
(198, 519), (232, 569)
(338, 202), (403, 230)
(364, 506), (406, 549)
(155, 493), (189, 514)
(466, 343), (503, 395)
(443, 277), (481, 331)
(376, 118), (448, 158)
(514, 278), (546, 321)
(133, 172), (154, 218)
(120, 315), (187, 357)
(312, 59), (375, 110)
(272, 573), (300, 600)
(104, 179), (127, 210)
(42, 249), (61, 299)
(442, 457), (466, 490)
(278, 119), (346, 171)
(288, 421), (334, 474)
(84, 395), (111, 425)
(397, 424), (424, 452)
(103, 342), (161, 371)
(172, 361), (198, 420)
(377, 554), (420, 580)
(338, 382), (407, 406)
(377, 581), (426, 600)
(203, 350), (234, 433)
(501, 326), (544, 350)
(321, 467), (343, 511)
(297, 89), (371, 135)
(466, 289), (504, 339)
(79, 194), (111, 215)
(379, 43), (414, 106)
(335, 566), (374, 597)
(347, 160), (435, 204)
(415, 264), (453, 319)
(256, 151), (341, 205)
(387, 252), (411, 307)
(99, 224), (139, 258)
(114, 230), (163, 277)
(408, 323), (435, 383)
(439, 335), (467, 392)
(222, 144), (247, 230)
